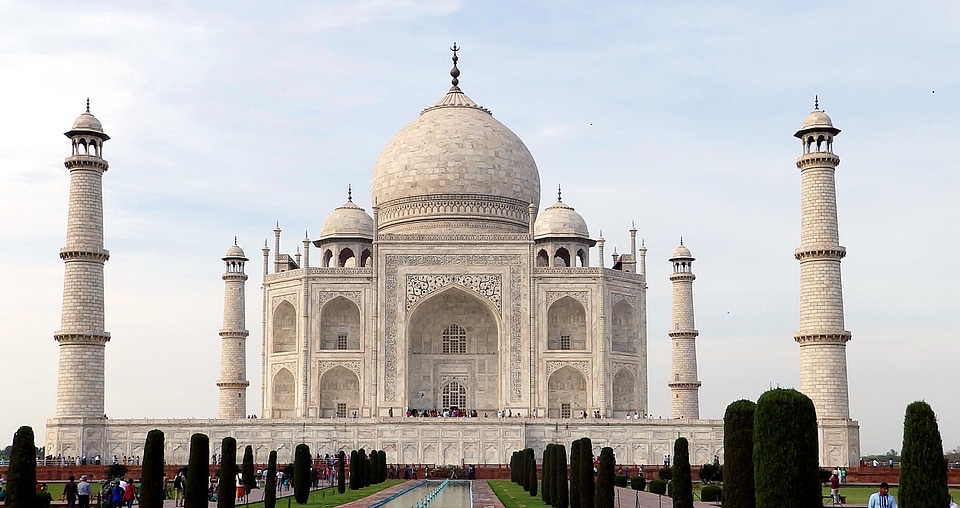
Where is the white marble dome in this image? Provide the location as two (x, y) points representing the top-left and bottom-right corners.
(320, 199), (374, 240)
(66, 110), (109, 139)
(224, 243), (246, 259)
(370, 85), (541, 233)
(534, 200), (589, 239)
(670, 244), (693, 260)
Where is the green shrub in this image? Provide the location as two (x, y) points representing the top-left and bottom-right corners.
(579, 438), (595, 508)
(8, 426), (37, 508)
(701, 485), (722, 502)
(723, 399), (755, 508)
(242, 446), (255, 494)
(264, 451), (277, 508)
(555, 443), (569, 508)
(218, 437), (237, 508)
(294, 443), (310, 504)
(184, 433), (209, 508)
(754, 389), (820, 508)
(33, 489), (52, 508)
(900, 400), (949, 508)
(649, 479), (667, 495)
(658, 467), (672, 481)
(672, 438), (693, 508)
(140, 430), (165, 508)
(569, 439), (581, 507)
(349, 450), (359, 490)
(595, 447), (615, 507)
(337, 451), (345, 494)
(614, 474), (628, 488)
(541, 444), (552, 505)
(527, 448), (538, 497)
(630, 475), (645, 491)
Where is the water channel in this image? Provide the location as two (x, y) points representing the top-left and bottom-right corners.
(374, 480), (473, 508)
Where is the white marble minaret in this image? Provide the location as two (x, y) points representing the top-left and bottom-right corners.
(217, 240), (249, 419)
(55, 102), (111, 418)
(793, 100), (860, 465)
(668, 242), (700, 419)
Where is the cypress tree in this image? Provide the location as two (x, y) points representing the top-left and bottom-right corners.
(671, 438), (693, 508)
(264, 451), (277, 508)
(7, 425), (37, 508)
(293, 444), (310, 504)
(241, 446), (255, 497)
(337, 451), (346, 494)
(140, 430), (165, 508)
(722, 399), (756, 508)
(899, 400), (949, 508)
(510, 451), (519, 484)
(753, 388), (820, 508)
(218, 437), (237, 508)
(595, 447), (615, 508)
(364, 451), (374, 487)
(556, 444), (569, 508)
(527, 448), (538, 497)
(379, 450), (387, 483)
(579, 437), (595, 508)
(569, 439), (581, 508)
(349, 451), (359, 490)
(542, 445), (553, 505)
(184, 433), (210, 508)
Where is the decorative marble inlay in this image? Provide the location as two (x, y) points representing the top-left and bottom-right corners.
(271, 294), (298, 309)
(317, 291), (362, 307)
(317, 360), (362, 376)
(384, 254), (523, 401)
(611, 361), (637, 377)
(406, 274), (501, 311)
(270, 362), (296, 379)
(545, 290), (588, 306)
(545, 360), (590, 378)
(610, 293), (636, 307)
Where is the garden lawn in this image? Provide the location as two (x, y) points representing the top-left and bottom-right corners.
(821, 485), (900, 505)
(488, 480), (551, 508)
(239, 480), (403, 508)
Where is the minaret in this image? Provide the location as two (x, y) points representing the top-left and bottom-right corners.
(793, 100), (851, 420)
(217, 239), (250, 419)
(668, 241), (700, 419)
(55, 101), (111, 418)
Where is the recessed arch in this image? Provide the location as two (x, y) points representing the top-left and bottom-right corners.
(612, 300), (636, 353)
(322, 249), (334, 268)
(547, 296), (586, 350)
(272, 301), (296, 353)
(360, 249), (372, 267)
(318, 366), (360, 418)
(272, 368), (295, 418)
(338, 248), (356, 267)
(320, 297), (360, 350)
(547, 366), (587, 418)
(536, 249), (549, 267)
(576, 248), (587, 267)
(554, 247), (570, 267)
(612, 368), (636, 415)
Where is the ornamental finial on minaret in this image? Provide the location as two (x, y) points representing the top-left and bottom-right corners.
(86, 98), (90, 113)
(348, 184), (353, 202)
(557, 184), (562, 202)
(450, 42), (461, 88)
(814, 95), (819, 110)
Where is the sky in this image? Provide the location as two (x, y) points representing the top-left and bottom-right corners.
(0, 0), (958, 457)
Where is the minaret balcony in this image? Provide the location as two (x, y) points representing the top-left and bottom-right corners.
(794, 331), (852, 344)
(794, 245), (846, 261)
(796, 152), (840, 169)
(60, 247), (110, 262)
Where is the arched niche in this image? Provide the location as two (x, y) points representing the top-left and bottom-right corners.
(547, 296), (587, 350)
(272, 368), (295, 418)
(319, 297), (361, 350)
(611, 300), (636, 353)
(322, 249), (334, 268)
(360, 249), (372, 267)
(318, 366), (360, 418)
(612, 368), (636, 415)
(554, 247), (570, 267)
(272, 301), (297, 353)
(547, 366), (587, 418)
(536, 249), (549, 267)
(406, 287), (500, 413)
(338, 248), (356, 267)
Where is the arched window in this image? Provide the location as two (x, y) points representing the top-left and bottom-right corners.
(536, 249), (549, 267)
(442, 324), (466, 354)
(338, 248), (356, 267)
(442, 382), (467, 409)
(554, 247), (571, 267)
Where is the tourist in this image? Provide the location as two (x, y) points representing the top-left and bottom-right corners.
(62, 476), (78, 508)
(173, 471), (185, 506)
(123, 478), (136, 508)
(829, 471), (840, 504)
(949, 493), (957, 508)
(867, 482), (897, 508)
(77, 476), (91, 508)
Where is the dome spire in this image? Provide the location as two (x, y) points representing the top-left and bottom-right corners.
(557, 184), (562, 202)
(86, 97), (90, 113)
(450, 42), (461, 89)
(814, 95), (819, 110)
(348, 184), (353, 202)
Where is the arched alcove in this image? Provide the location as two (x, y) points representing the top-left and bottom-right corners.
(547, 366), (587, 418)
(612, 300), (636, 353)
(612, 369), (636, 415)
(554, 247), (570, 267)
(319, 297), (361, 350)
(318, 366), (360, 418)
(272, 369), (295, 418)
(272, 301), (296, 353)
(547, 296), (587, 350)
(338, 248), (356, 267)
(536, 249), (549, 267)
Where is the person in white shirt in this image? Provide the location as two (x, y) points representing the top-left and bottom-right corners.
(867, 482), (897, 508)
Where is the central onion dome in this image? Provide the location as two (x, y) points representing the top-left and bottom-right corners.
(371, 45), (541, 234)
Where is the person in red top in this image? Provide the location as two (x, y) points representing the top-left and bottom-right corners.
(829, 471), (841, 503)
(124, 478), (137, 508)
(62, 476), (78, 508)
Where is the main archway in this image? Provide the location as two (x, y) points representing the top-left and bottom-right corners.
(407, 287), (500, 414)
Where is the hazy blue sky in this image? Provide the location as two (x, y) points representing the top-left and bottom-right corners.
(1, 1), (958, 456)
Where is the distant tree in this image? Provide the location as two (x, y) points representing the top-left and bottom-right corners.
(336, 451), (346, 494)
(899, 401), (949, 508)
(722, 399), (756, 508)
(671, 438), (693, 508)
(595, 447), (615, 508)
(140, 430), (165, 508)
(753, 389), (819, 508)
(242, 446), (255, 496)
(218, 437), (237, 508)
(579, 437), (595, 508)
(569, 439), (581, 508)
(106, 464), (128, 481)
(555, 443), (569, 508)
(293, 444), (310, 504)
(7, 426), (37, 508)
(527, 448), (538, 497)
(264, 451), (277, 508)
(184, 433), (210, 508)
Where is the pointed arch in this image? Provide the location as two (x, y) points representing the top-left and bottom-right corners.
(554, 247), (570, 267)
(318, 366), (360, 418)
(360, 249), (372, 267)
(338, 248), (356, 267)
(536, 249), (549, 267)
(612, 368), (636, 415)
(322, 249), (333, 268)
(547, 296), (587, 350)
(576, 248), (587, 267)
(547, 366), (587, 418)
(612, 300), (636, 353)
(271, 368), (295, 418)
(320, 297), (361, 350)
(272, 301), (297, 353)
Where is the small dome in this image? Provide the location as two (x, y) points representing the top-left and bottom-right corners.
(224, 243), (247, 260)
(534, 200), (589, 240)
(319, 199), (374, 241)
(794, 107), (840, 138)
(65, 108), (110, 140)
(670, 244), (693, 260)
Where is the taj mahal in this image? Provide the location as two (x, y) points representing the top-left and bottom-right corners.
(44, 48), (860, 467)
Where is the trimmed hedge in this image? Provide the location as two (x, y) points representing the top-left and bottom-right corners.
(293, 443), (310, 504)
(337, 451), (346, 494)
(264, 451), (277, 508)
(614, 474), (628, 488)
(754, 389), (820, 508)
(184, 433), (209, 508)
(579, 438), (595, 508)
(218, 437), (238, 508)
(8, 426), (37, 508)
(242, 446), (255, 495)
(630, 475), (646, 491)
(672, 437), (693, 508)
(569, 439), (581, 507)
(701, 485), (722, 502)
(555, 443), (569, 508)
(140, 430), (165, 508)
(900, 400), (949, 508)
(649, 479), (667, 495)
(723, 399), (755, 508)
(595, 447), (615, 508)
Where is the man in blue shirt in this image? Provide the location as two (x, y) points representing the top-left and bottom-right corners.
(868, 482), (897, 508)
